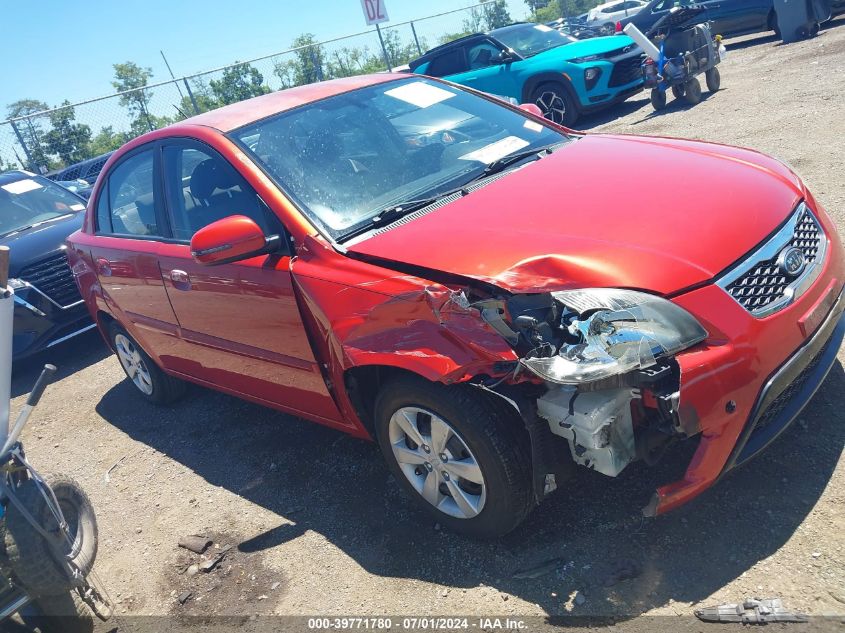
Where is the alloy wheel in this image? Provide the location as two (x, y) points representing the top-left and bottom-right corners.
(114, 333), (154, 395)
(388, 406), (486, 519)
(535, 90), (566, 124)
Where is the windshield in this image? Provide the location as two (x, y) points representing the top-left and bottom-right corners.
(0, 175), (86, 237)
(232, 78), (568, 241)
(491, 23), (577, 57)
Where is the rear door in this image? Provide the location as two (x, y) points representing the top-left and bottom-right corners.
(155, 138), (343, 422)
(89, 145), (181, 358)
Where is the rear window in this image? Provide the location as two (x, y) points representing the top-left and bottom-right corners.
(428, 49), (467, 77)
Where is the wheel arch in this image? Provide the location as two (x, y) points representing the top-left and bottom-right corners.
(521, 72), (582, 109)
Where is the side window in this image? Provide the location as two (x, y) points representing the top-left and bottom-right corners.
(162, 144), (270, 241)
(104, 150), (159, 236)
(427, 48), (467, 77)
(466, 42), (502, 70)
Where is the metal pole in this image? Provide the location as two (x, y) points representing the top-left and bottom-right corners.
(0, 246), (12, 445)
(160, 50), (186, 101)
(183, 78), (201, 115)
(9, 120), (34, 171)
(375, 23), (393, 72)
(410, 21), (423, 55)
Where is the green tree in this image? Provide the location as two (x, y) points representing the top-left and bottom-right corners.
(291, 33), (327, 84)
(481, 0), (512, 29)
(42, 102), (92, 165)
(273, 57), (301, 87)
(112, 62), (155, 133)
(177, 78), (219, 115)
(381, 29), (425, 68)
(88, 126), (130, 156)
(209, 63), (270, 106)
(6, 99), (50, 171)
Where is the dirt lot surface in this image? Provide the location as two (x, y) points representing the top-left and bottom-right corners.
(9, 18), (845, 631)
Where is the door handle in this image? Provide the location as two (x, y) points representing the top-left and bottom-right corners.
(169, 269), (191, 291)
(95, 258), (112, 277)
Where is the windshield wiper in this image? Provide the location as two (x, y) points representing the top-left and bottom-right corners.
(480, 145), (556, 179)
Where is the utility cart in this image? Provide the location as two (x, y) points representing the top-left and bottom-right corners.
(0, 246), (111, 631)
(640, 6), (723, 110)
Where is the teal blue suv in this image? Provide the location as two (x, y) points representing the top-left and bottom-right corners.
(409, 23), (644, 126)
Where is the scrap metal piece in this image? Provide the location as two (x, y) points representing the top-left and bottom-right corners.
(695, 598), (808, 624)
(178, 535), (212, 554)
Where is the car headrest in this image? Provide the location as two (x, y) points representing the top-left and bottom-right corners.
(189, 158), (238, 200)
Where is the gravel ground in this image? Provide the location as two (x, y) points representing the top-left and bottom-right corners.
(8, 18), (845, 630)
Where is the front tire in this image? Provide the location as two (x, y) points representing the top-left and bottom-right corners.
(531, 82), (578, 127)
(109, 324), (186, 404)
(705, 67), (721, 92)
(683, 77), (702, 104)
(651, 88), (667, 110)
(374, 376), (532, 538)
(4, 474), (98, 597)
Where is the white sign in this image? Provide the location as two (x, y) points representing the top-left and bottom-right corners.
(360, 0), (389, 25)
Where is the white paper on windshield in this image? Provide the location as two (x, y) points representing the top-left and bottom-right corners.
(385, 82), (455, 108)
(534, 24), (553, 32)
(1, 179), (43, 195)
(70, 203), (86, 211)
(459, 136), (530, 163)
(523, 120), (543, 133)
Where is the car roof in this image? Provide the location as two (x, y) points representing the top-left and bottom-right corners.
(180, 74), (403, 133)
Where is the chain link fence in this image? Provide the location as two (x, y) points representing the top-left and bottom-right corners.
(0, 1), (534, 178)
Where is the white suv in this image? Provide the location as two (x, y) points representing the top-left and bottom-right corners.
(586, 0), (647, 34)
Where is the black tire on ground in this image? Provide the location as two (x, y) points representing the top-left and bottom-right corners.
(4, 474), (98, 597)
(651, 88), (667, 110)
(531, 81), (579, 127)
(374, 375), (533, 538)
(109, 323), (186, 404)
(683, 77), (702, 104)
(25, 591), (95, 633)
(705, 67), (721, 92)
(671, 84), (685, 99)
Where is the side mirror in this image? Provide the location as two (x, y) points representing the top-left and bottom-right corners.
(496, 49), (515, 64)
(190, 215), (280, 265)
(519, 103), (544, 117)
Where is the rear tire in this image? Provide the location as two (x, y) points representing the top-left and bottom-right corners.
(651, 88), (667, 110)
(4, 474), (98, 597)
(374, 376), (533, 538)
(109, 323), (186, 404)
(705, 67), (721, 92)
(531, 82), (579, 127)
(683, 77), (702, 104)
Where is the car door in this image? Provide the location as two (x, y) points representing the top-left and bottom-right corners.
(89, 145), (181, 358)
(452, 39), (520, 101)
(155, 139), (343, 422)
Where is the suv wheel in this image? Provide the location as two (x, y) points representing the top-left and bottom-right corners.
(375, 376), (533, 538)
(531, 82), (578, 127)
(109, 324), (186, 404)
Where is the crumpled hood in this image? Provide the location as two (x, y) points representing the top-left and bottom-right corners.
(347, 134), (805, 295)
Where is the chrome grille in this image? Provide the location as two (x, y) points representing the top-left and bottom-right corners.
(718, 203), (827, 317)
(19, 251), (81, 308)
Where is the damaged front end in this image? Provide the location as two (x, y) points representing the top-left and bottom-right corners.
(475, 288), (707, 491)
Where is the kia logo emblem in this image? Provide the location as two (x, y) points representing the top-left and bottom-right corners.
(777, 246), (806, 277)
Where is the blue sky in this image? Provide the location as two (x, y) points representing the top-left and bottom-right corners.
(1, 0), (529, 112)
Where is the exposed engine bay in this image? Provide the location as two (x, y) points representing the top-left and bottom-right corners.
(472, 288), (707, 481)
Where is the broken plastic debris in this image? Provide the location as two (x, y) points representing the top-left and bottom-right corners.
(695, 598), (808, 624)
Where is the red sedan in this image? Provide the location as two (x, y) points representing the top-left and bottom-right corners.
(67, 74), (845, 536)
